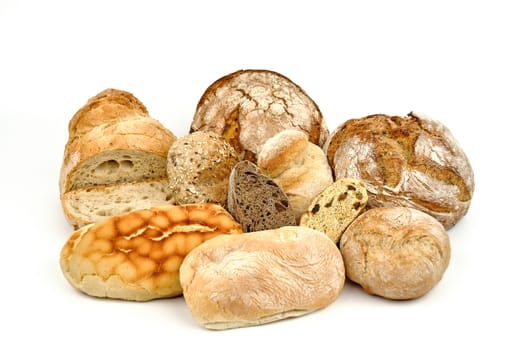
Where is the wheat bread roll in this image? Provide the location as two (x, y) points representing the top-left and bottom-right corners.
(60, 204), (243, 301)
(339, 207), (451, 300)
(180, 226), (345, 330)
(190, 69), (329, 162)
(167, 131), (240, 207)
(257, 129), (334, 222)
(227, 160), (296, 232)
(60, 89), (176, 227)
(324, 111), (474, 229)
(300, 178), (368, 243)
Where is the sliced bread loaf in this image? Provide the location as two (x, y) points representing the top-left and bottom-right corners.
(227, 160), (296, 232)
(62, 179), (175, 228)
(299, 178), (368, 244)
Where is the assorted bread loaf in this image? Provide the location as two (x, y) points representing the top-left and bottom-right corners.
(58, 70), (474, 330)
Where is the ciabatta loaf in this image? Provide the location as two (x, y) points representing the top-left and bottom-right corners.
(180, 226), (345, 330)
(60, 89), (176, 227)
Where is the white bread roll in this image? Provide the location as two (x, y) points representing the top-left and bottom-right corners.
(180, 226), (345, 330)
(257, 129), (334, 222)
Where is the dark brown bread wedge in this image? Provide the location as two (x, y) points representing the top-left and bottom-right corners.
(227, 160), (296, 232)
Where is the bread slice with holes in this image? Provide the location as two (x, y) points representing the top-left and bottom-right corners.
(60, 89), (177, 227)
(299, 178), (368, 244)
(62, 179), (176, 228)
(227, 160), (296, 232)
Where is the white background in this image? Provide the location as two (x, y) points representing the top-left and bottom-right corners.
(1, 0), (525, 348)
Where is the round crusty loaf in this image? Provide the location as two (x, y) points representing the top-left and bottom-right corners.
(59, 204), (243, 301)
(339, 207), (451, 300)
(324, 111), (475, 229)
(190, 69), (329, 162)
(257, 129), (334, 222)
(180, 226), (345, 330)
(167, 131), (240, 207)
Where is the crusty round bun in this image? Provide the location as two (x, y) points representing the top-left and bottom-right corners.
(190, 69), (329, 162)
(167, 131), (240, 207)
(180, 226), (345, 330)
(339, 207), (451, 300)
(324, 111), (475, 229)
(59, 204), (242, 301)
(257, 129), (334, 222)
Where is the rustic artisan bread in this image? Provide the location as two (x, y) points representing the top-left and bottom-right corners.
(227, 160), (296, 232)
(257, 129), (333, 222)
(60, 89), (176, 227)
(60, 204), (243, 301)
(339, 207), (451, 300)
(300, 178), (368, 243)
(61, 179), (175, 228)
(180, 226), (345, 330)
(167, 131), (239, 207)
(324, 111), (475, 229)
(190, 69), (329, 162)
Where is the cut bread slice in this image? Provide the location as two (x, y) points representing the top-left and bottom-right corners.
(299, 178), (368, 244)
(227, 160), (296, 232)
(60, 117), (176, 195)
(61, 179), (175, 228)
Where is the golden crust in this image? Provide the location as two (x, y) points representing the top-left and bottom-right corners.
(59, 204), (243, 301)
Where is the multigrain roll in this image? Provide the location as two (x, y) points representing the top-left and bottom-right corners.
(59, 204), (243, 301)
(324, 112), (475, 229)
(190, 69), (329, 162)
(180, 226), (345, 330)
(339, 207), (451, 300)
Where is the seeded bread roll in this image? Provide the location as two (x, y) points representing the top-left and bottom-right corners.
(339, 207), (451, 300)
(60, 204), (243, 301)
(190, 69), (329, 162)
(167, 131), (240, 207)
(257, 130), (334, 222)
(180, 226), (345, 330)
(300, 178), (368, 243)
(227, 160), (296, 232)
(324, 111), (475, 229)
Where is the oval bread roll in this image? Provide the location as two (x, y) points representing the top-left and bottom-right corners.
(180, 226), (345, 330)
(60, 204), (243, 301)
(339, 207), (451, 300)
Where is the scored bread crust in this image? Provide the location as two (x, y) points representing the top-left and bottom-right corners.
(324, 111), (475, 229)
(180, 226), (345, 330)
(60, 204), (243, 301)
(339, 207), (451, 300)
(68, 88), (149, 139)
(190, 69), (329, 162)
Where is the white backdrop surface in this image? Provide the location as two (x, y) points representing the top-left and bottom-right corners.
(1, 1), (525, 349)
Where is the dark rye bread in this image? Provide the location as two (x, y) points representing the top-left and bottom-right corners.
(227, 160), (296, 232)
(300, 178), (368, 244)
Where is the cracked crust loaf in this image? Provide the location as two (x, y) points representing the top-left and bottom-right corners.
(300, 178), (368, 244)
(167, 131), (240, 207)
(190, 69), (329, 162)
(59, 89), (176, 227)
(324, 111), (475, 229)
(180, 226), (345, 330)
(227, 160), (296, 232)
(59, 204), (243, 301)
(257, 129), (334, 222)
(339, 207), (451, 300)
